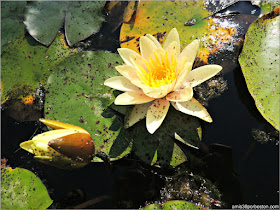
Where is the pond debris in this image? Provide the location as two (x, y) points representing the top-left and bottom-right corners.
(251, 128), (279, 145)
(160, 171), (222, 208)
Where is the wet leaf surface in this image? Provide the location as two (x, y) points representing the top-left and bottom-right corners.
(239, 7), (280, 130)
(44, 51), (132, 162)
(1, 33), (77, 104)
(1, 167), (52, 209)
(24, 1), (105, 46)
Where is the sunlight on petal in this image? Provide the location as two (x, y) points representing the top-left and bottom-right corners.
(165, 41), (178, 62)
(166, 87), (193, 102)
(146, 98), (170, 134)
(140, 36), (158, 60)
(115, 65), (139, 81)
(171, 98), (213, 122)
(163, 28), (180, 56)
(118, 48), (140, 66)
(173, 62), (192, 90)
(125, 102), (152, 128)
(178, 39), (200, 68)
(104, 76), (141, 92)
(115, 91), (154, 105)
(145, 34), (162, 49)
(184, 64), (223, 87)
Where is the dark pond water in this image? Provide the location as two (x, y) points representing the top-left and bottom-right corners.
(1, 1), (279, 209)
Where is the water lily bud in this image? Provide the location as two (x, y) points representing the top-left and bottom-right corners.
(20, 118), (95, 169)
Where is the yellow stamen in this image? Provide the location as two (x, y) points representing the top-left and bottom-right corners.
(137, 51), (178, 87)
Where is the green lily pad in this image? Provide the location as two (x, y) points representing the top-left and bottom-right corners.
(1, 33), (77, 103)
(1, 1), (26, 48)
(239, 7), (280, 130)
(1, 167), (52, 209)
(251, 0), (280, 15)
(120, 0), (242, 64)
(24, 1), (105, 46)
(128, 106), (201, 167)
(142, 200), (202, 209)
(44, 51), (132, 162)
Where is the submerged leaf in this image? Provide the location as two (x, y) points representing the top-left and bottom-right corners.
(239, 7), (280, 130)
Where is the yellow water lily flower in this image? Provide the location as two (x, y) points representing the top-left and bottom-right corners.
(20, 118), (95, 169)
(105, 28), (222, 134)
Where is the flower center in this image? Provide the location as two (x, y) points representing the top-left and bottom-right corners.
(137, 51), (178, 88)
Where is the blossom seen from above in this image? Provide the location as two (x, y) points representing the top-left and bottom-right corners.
(105, 28), (222, 134)
(20, 118), (96, 169)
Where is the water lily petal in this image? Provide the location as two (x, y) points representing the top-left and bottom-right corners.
(171, 98), (212, 122)
(173, 62), (192, 90)
(178, 39), (200, 68)
(145, 34), (162, 49)
(140, 36), (158, 60)
(115, 91), (154, 105)
(166, 87), (193, 102)
(146, 98), (170, 134)
(39, 118), (87, 132)
(184, 64), (223, 87)
(163, 28), (180, 56)
(125, 102), (152, 128)
(104, 76), (141, 92)
(130, 52), (148, 72)
(115, 65), (139, 81)
(118, 48), (140, 66)
(165, 41), (178, 63)
(142, 80), (176, 98)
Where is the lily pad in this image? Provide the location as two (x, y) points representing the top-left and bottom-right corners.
(120, 0), (242, 64)
(1, 33), (77, 104)
(1, 167), (52, 209)
(1, 1), (26, 48)
(128, 106), (201, 167)
(142, 200), (201, 209)
(239, 7), (280, 130)
(44, 51), (132, 162)
(24, 1), (105, 46)
(251, 0), (280, 15)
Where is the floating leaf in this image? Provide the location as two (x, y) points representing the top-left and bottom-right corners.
(1, 1), (26, 48)
(120, 1), (242, 64)
(1, 167), (52, 209)
(24, 1), (105, 46)
(128, 106), (201, 167)
(142, 200), (202, 209)
(1, 33), (77, 103)
(44, 51), (132, 162)
(239, 7), (280, 130)
(251, 0), (280, 15)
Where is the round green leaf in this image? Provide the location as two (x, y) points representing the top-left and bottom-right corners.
(1, 167), (52, 209)
(239, 7), (280, 130)
(24, 1), (105, 46)
(1, 1), (26, 48)
(128, 106), (201, 167)
(1, 33), (77, 103)
(44, 51), (132, 162)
